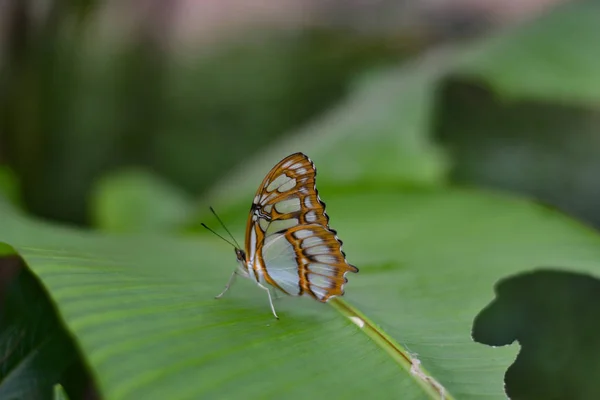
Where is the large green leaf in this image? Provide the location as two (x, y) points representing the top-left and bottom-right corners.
(433, 0), (600, 230)
(455, 0), (600, 103)
(4, 183), (600, 399)
(4, 2), (600, 398)
(196, 0), (600, 223)
(196, 56), (451, 217)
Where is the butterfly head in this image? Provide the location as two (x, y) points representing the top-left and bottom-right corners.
(234, 248), (250, 276)
(235, 248), (246, 263)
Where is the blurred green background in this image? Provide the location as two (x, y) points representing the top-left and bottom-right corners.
(3, 0), (600, 398)
(5, 0), (599, 230)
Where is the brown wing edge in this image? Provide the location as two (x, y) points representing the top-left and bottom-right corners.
(305, 152), (360, 280)
(295, 153), (359, 301)
(316, 227), (359, 303)
(295, 224), (359, 302)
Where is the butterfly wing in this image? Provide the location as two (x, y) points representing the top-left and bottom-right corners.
(244, 152), (358, 302)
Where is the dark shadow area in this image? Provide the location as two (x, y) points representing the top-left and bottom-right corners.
(0, 256), (98, 400)
(473, 269), (600, 400)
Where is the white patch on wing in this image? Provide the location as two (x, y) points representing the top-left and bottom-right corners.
(308, 273), (331, 289)
(262, 233), (301, 295)
(302, 236), (323, 248)
(263, 204), (273, 213)
(305, 245), (330, 255)
(260, 192), (277, 204)
(274, 197), (301, 214)
(308, 263), (337, 277)
(290, 162), (303, 170)
(304, 196), (312, 208)
(259, 218), (269, 232)
(266, 218), (298, 235)
(309, 285), (328, 301)
(277, 178), (296, 192)
(305, 210), (317, 222)
(315, 254), (338, 264)
(266, 174), (290, 192)
(294, 229), (313, 239)
(248, 227), (258, 264)
(296, 167), (307, 175)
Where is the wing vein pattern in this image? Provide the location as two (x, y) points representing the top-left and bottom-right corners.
(244, 152), (358, 301)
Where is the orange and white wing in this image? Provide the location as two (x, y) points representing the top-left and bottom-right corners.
(244, 152), (358, 301)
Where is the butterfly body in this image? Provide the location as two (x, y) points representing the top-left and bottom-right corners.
(215, 152), (358, 318)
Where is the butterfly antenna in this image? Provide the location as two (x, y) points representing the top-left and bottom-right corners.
(208, 206), (242, 249)
(201, 223), (237, 248)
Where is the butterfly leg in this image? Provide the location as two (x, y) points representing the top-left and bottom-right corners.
(215, 270), (237, 299)
(257, 282), (279, 319)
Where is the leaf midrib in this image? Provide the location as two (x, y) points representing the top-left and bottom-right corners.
(330, 298), (453, 399)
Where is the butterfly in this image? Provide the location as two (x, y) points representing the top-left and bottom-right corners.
(203, 152), (358, 319)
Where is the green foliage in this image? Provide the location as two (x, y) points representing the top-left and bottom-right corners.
(0, 167), (20, 207)
(1, 25), (403, 225)
(455, 1), (600, 103)
(193, 62), (450, 221)
(194, 0), (600, 226)
(2, 1), (600, 399)
(90, 168), (194, 233)
(0, 263), (77, 400)
(54, 384), (69, 400)
(5, 183), (600, 398)
(435, 0), (600, 227)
